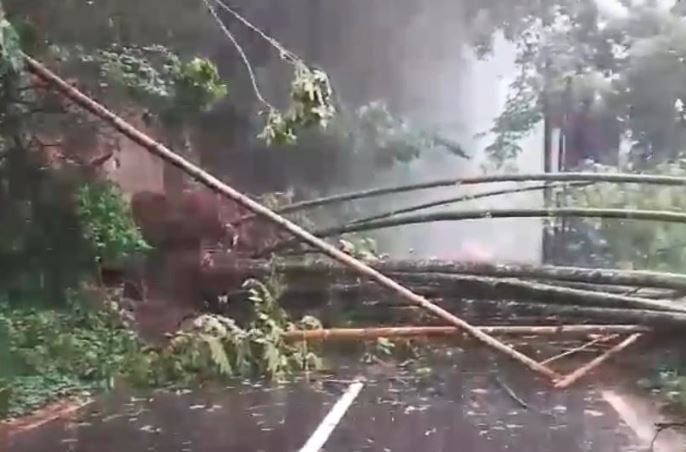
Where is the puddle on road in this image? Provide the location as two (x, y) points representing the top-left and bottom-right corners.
(5, 347), (674, 452)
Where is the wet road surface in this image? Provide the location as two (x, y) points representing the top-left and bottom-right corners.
(6, 349), (653, 452)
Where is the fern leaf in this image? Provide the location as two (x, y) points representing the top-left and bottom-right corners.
(200, 334), (232, 376)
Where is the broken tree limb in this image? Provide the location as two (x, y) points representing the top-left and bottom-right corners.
(255, 172), (686, 218)
(554, 334), (643, 389)
(23, 55), (560, 380)
(212, 258), (686, 292)
(539, 335), (618, 366)
(282, 326), (651, 342)
(260, 207), (686, 255)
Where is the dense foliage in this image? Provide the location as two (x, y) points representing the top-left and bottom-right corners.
(466, 0), (686, 167)
(139, 278), (322, 385)
(550, 157), (686, 272)
(77, 181), (151, 268)
(0, 296), (139, 417)
(77, 45), (228, 125)
(0, 276), (322, 419)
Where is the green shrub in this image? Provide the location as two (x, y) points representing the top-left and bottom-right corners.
(77, 181), (151, 268)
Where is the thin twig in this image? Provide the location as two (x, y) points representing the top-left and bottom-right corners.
(493, 374), (532, 410)
(201, 0), (272, 108)
(212, 0), (300, 64)
(492, 374), (556, 417)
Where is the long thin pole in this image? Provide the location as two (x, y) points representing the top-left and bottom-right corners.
(258, 172), (686, 217)
(23, 55), (560, 380)
(220, 259), (686, 292)
(554, 333), (642, 388)
(282, 325), (651, 342)
(539, 334), (618, 366)
(260, 207), (686, 255)
(346, 181), (592, 225)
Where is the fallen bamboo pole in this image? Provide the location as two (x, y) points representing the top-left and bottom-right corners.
(210, 267), (686, 312)
(282, 325), (651, 342)
(554, 334), (643, 388)
(211, 277), (684, 316)
(271, 273), (686, 312)
(430, 299), (686, 328)
(534, 281), (678, 299)
(257, 172), (686, 217)
(392, 273), (686, 313)
(346, 182), (594, 225)
(23, 55), (560, 380)
(234, 181), (592, 227)
(539, 334), (618, 366)
(213, 258), (686, 292)
(262, 207), (686, 255)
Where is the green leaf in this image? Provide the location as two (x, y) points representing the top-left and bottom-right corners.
(201, 334), (231, 376)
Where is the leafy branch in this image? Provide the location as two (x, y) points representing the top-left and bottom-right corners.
(148, 276), (322, 383)
(76, 181), (151, 268)
(201, 0), (336, 146)
(78, 44), (227, 125)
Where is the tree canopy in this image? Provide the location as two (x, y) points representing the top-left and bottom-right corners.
(467, 0), (686, 166)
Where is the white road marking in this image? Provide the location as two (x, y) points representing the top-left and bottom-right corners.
(298, 379), (365, 452)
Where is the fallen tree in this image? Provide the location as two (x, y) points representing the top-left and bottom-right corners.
(532, 281), (678, 299)
(215, 273), (686, 312)
(260, 207), (686, 255)
(245, 172), (686, 220)
(436, 300), (686, 329)
(390, 273), (686, 313)
(233, 181), (592, 227)
(209, 258), (686, 292)
(24, 55), (560, 380)
(346, 182), (593, 225)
